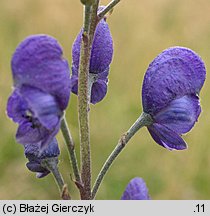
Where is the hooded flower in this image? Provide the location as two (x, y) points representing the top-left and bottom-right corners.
(71, 18), (113, 104)
(25, 138), (60, 178)
(121, 177), (150, 200)
(7, 34), (71, 151)
(142, 47), (206, 150)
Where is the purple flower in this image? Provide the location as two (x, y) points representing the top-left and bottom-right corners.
(25, 138), (60, 178)
(7, 35), (71, 150)
(71, 18), (113, 104)
(142, 47), (206, 150)
(121, 177), (150, 200)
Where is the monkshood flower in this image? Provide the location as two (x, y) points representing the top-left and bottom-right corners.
(121, 177), (150, 200)
(142, 47), (206, 150)
(25, 138), (60, 178)
(7, 35), (71, 151)
(71, 17), (113, 104)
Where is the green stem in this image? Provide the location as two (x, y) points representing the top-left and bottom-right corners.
(91, 112), (153, 199)
(84, 5), (92, 33)
(61, 117), (81, 185)
(78, 4), (95, 199)
(98, 0), (121, 20)
(78, 0), (119, 200)
(89, 0), (100, 42)
(42, 158), (71, 200)
(79, 39), (91, 200)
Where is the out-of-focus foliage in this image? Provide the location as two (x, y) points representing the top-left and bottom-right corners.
(0, 0), (210, 199)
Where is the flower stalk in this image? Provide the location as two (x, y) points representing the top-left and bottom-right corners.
(61, 117), (81, 186)
(41, 158), (71, 200)
(98, 0), (121, 20)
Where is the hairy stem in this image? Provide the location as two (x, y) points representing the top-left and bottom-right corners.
(78, 0), (119, 200)
(84, 5), (92, 33)
(78, 3), (97, 199)
(89, 0), (100, 42)
(78, 35), (91, 199)
(91, 112), (153, 199)
(61, 117), (81, 185)
(98, 0), (121, 20)
(42, 158), (71, 200)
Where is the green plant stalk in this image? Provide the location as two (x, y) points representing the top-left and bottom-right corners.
(98, 0), (121, 20)
(78, 0), (121, 200)
(42, 158), (71, 200)
(78, 3), (95, 199)
(84, 5), (92, 33)
(91, 112), (153, 199)
(78, 0), (101, 200)
(61, 117), (81, 185)
(78, 35), (92, 199)
(89, 0), (99, 42)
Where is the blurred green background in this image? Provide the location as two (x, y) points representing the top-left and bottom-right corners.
(1, 0), (210, 200)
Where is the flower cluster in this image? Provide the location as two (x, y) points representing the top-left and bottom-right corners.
(7, 18), (113, 176)
(6, 3), (207, 201)
(142, 47), (206, 150)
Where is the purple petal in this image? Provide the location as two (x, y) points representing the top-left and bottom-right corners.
(142, 47), (206, 115)
(25, 138), (60, 159)
(19, 85), (61, 131)
(70, 75), (79, 95)
(121, 177), (150, 200)
(70, 74), (108, 104)
(16, 122), (49, 145)
(72, 19), (113, 74)
(91, 80), (107, 104)
(11, 34), (71, 110)
(38, 121), (60, 152)
(71, 32), (81, 76)
(26, 162), (48, 173)
(90, 20), (113, 73)
(7, 90), (28, 124)
(154, 95), (201, 134)
(16, 118), (60, 151)
(148, 123), (187, 150)
(97, 67), (109, 80)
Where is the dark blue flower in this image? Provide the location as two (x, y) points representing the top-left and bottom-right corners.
(121, 177), (150, 200)
(142, 47), (206, 150)
(71, 18), (113, 104)
(25, 138), (60, 178)
(7, 35), (70, 157)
